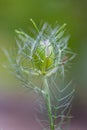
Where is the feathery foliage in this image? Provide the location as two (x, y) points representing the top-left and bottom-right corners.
(5, 20), (76, 130)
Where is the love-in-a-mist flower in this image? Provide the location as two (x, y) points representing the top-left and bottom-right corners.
(12, 20), (75, 78)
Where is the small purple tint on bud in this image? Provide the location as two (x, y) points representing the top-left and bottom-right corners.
(40, 40), (52, 57)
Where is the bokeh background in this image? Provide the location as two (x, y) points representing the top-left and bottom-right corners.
(0, 0), (87, 129)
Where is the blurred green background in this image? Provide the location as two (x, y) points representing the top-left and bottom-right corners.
(0, 0), (87, 105)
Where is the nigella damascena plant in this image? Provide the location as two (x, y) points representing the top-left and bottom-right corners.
(6, 20), (76, 130)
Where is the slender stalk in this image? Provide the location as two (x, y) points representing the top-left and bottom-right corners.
(43, 76), (55, 130)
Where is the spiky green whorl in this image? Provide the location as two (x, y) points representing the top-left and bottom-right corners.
(14, 21), (75, 78)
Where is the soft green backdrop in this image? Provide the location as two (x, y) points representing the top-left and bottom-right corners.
(0, 0), (87, 102)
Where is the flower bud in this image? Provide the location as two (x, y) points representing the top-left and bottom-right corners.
(33, 40), (54, 74)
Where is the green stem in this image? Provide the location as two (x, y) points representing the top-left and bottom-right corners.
(43, 76), (55, 130)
